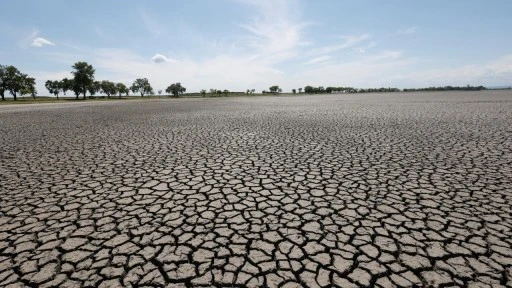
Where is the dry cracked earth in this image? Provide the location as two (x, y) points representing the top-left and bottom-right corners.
(1, 91), (511, 288)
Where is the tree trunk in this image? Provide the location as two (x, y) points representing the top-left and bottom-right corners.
(1, 92), (4, 101)
(57, 94), (59, 100)
(13, 92), (17, 101)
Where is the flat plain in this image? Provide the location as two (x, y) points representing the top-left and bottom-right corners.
(1, 91), (511, 287)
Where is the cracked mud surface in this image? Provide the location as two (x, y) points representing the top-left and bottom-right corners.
(1, 91), (511, 287)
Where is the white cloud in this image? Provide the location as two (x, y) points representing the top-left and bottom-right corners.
(31, 37), (55, 47)
(88, 48), (285, 92)
(390, 54), (512, 87)
(151, 54), (177, 63)
(19, 29), (39, 49)
(354, 41), (376, 54)
(308, 34), (370, 55)
(238, 0), (312, 64)
(304, 55), (331, 65)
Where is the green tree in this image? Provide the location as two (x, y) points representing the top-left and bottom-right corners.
(269, 85), (280, 94)
(251, 89), (255, 94)
(223, 89), (229, 96)
(100, 80), (117, 98)
(158, 89), (162, 95)
(0, 65), (6, 101)
(298, 87), (302, 94)
(20, 77), (36, 99)
(292, 89), (296, 94)
(45, 80), (55, 98)
(200, 89), (206, 97)
(165, 82), (186, 98)
(60, 78), (72, 96)
(89, 81), (101, 98)
(71, 62), (95, 99)
(4, 66), (26, 101)
(116, 83), (128, 98)
(45, 80), (62, 99)
(131, 78), (152, 97)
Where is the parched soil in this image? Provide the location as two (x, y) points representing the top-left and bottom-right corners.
(1, 91), (511, 287)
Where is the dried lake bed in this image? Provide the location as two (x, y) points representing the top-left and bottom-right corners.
(1, 91), (511, 287)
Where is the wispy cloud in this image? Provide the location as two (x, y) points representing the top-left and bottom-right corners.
(238, 0), (312, 64)
(391, 54), (512, 87)
(19, 28), (39, 49)
(31, 37), (55, 47)
(354, 41), (376, 54)
(151, 53), (177, 63)
(304, 55), (331, 65)
(308, 34), (371, 55)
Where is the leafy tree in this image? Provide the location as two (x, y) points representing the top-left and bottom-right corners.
(116, 83), (128, 98)
(131, 78), (152, 97)
(251, 89), (255, 94)
(209, 88), (216, 97)
(278, 88), (282, 93)
(223, 89), (229, 96)
(0, 65), (6, 101)
(216, 90), (222, 96)
(71, 79), (81, 99)
(71, 61), (95, 99)
(100, 80), (117, 98)
(61, 78), (72, 96)
(63, 78), (80, 99)
(88, 81), (101, 98)
(158, 89), (162, 95)
(298, 88), (302, 94)
(200, 89), (206, 97)
(4, 66), (27, 101)
(269, 85), (280, 94)
(46, 80), (56, 98)
(165, 82), (186, 98)
(45, 80), (62, 99)
(20, 77), (36, 99)
(292, 89), (296, 94)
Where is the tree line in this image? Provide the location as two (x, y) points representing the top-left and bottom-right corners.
(1, 62), (189, 101)
(403, 85), (486, 92)
(1, 62), (488, 101)
(46, 62), (159, 100)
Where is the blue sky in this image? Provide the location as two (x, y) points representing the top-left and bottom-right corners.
(1, 0), (511, 93)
